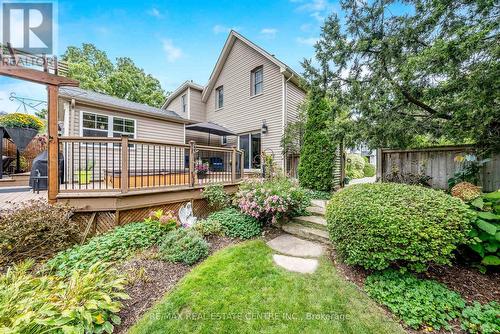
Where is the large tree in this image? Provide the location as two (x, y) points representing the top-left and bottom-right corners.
(62, 44), (168, 108)
(303, 0), (500, 152)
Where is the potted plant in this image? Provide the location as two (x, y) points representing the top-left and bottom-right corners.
(78, 162), (94, 185)
(195, 161), (209, 179)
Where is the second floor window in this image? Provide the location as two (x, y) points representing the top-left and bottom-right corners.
(251, 66), (263, 96)
(181, 94), (187, 113)
(216, 86), (224, 109)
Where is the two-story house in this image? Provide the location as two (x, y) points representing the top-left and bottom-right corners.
(163, 30), (306, 173)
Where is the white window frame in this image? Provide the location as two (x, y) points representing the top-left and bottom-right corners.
(181, 94), (187, 113)
(221, 135), (227, 145)
(251, 66), (263, 96)
(215, 85), (224, 110)
(80, 111), (137, 141)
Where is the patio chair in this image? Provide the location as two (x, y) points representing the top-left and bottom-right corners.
(2, 156), (15, 173)
(209, 157), (224, 172)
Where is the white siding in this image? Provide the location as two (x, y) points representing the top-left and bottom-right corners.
(286, 80), (306, 125)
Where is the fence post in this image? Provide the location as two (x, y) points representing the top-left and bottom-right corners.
(376, 148), (383, 182)
(240, 150), (245, 180)
(189, 141), (195, 187)
(121, 136), (129, 193)
(231, 147), (237, 183)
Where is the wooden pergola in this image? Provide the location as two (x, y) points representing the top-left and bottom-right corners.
(0, 44), (79, 202)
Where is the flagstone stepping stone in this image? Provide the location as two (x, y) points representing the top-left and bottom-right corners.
(267, 234), (325, 258)
(272, 254), (319, 274)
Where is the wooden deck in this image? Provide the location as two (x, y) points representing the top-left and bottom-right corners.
(0, 186), (46, 210)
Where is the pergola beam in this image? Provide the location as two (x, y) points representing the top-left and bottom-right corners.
(0, 66), (78, 86)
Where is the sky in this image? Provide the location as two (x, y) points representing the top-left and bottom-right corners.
(0, 0), (342, 113)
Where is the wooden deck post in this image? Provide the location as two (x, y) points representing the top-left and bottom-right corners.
(121, 136), (129, 193)
(47, 85), (59, 203)
(240, 150), (245, 179)
(189, 141), (195, 187)
(231, 147), (237, 183)
(376, 148), (383, 182)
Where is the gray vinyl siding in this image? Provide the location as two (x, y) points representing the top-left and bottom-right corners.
(66, 102), (185, 144)
(205, 39), (284, 167)
(286, 81), (306, 125)
(166, 88), (189, 119)
(189, 89), (205, 122)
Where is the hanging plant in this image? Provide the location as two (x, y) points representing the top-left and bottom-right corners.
(0, 113), (44, 131)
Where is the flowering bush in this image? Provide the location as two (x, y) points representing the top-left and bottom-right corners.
(144, 209), (180, 229)
(234, 178), (309, 224)
(0, 113), (44, 131)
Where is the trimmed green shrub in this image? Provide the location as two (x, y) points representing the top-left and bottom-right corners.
(0, 200), (79, 268)
(365, 270), (465, 330)
(193, 219), (223, 237)
(298, 93), (338, 191)
(326, 183), (472, 271)
(363, 163), (376, 177)
(467, 191), (500, 270)
(346, 153), (365, 179)
(461, 301), (500, 334)
(207, 208), (262, 239)
(47, 222), (172, 276)
(159, 229), (209, 265)
(304, 188), (332, 201)
(0, 261), (127, 334)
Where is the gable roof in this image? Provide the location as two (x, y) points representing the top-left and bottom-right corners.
(201, 30), (303, 102)
(162, 80), (204, 109)
(59, 86), (190, 124)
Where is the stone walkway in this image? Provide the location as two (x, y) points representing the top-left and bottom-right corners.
(267, 234), (325, 274)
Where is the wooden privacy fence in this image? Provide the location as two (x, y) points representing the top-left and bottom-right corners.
(377, 145), (500, 192)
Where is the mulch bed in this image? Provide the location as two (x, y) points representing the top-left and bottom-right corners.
(328, 248), (500, 334)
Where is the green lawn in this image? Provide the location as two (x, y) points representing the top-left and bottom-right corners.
(129, 240), (405, 334)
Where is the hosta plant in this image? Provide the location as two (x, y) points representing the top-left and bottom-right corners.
(467, 191), (500, 269)
(0, 261), (128, 334)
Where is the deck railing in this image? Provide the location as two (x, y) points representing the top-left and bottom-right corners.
(58, 136), (244, 193)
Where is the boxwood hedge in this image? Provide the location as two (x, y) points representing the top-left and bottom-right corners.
(326, 183), (473, 271)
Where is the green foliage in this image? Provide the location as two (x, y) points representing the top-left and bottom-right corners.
(202, 184), (230, 210)
(303, 1), (500, 153)
(326, 183), (473, 271)
(207, 208), (262, 239)
(365, 270), (465, 330)
(235, 177), (310, 223)
(143, 209), (180, 229)
(383, 170), (432, 187)
(346, 153), (365, 179)
(0, 113), (44, 131)
(461, 301), (500, 334)
(193, 219), (223, 237)
(448, 154), (491, 188)
(159, 228), (209, 265)
(0, 200), (79, 267)
(303, 188), (332, 201)
(0, 261), (128, 334)
(363, 163), (376, 177)
(46, 222), (170, 276)
(467, 191), (500, 269)
(62, 43), (167, 107)
(298, 91), (339, 191)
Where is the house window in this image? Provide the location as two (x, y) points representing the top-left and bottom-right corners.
(81, 112), (135, 140)
(112, 117), (135, 139)
(221, 135), (227, 145)
(215, 86), (224, 109)
(251, 66), (263, 96)
(82, 112), (108, 137)
(238, 132), (261, 169)
(181, 94), (187, 113)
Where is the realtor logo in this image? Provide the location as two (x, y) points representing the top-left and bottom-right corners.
(2, 1), (55, 54)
